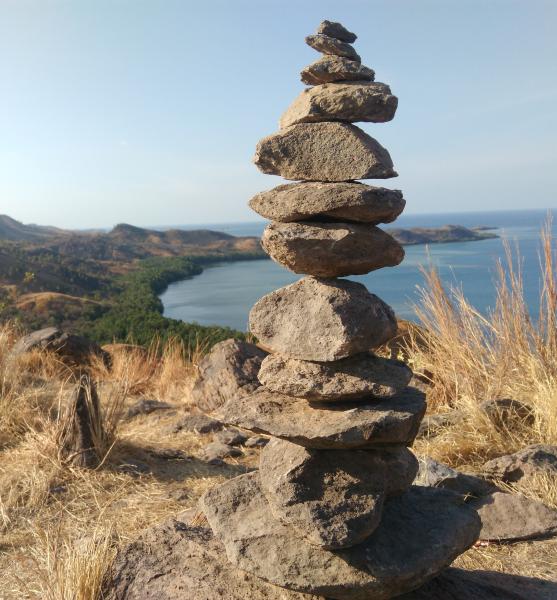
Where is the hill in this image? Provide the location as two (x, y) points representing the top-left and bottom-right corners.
(0, 214), (70, 241)
(387, 224), (497, 245)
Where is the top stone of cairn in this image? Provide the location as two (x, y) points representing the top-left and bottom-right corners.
(317, 20), (357, 44)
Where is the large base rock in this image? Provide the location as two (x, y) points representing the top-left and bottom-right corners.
(217, 386), (426, 449)
(259, 439), (418, 549)
(258, 353), (412, 401)
(253, 122), (397, 182)
(249, 277), (397, 362)
(200, 472), (481, 600)
(261, 222), (404, 277)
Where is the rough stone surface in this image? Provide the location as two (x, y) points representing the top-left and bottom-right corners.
(106, 515), (323, 600)
(261, 222), (404, 277)
(301, 55), (374, 85)
(200, 442), (242, 464)
(480, 398), (535, 431)
(190, 339), (267, 412)
(482, 444), (557, 483)
(470, 491), (557, 542)
(280, 82), (397, 129)
(126, 399), (173, 419)
(244, 435), (269, 448)
(416, 457), (499, 499)
(249, 277), (397, 361)
(249, 182), (405, 224)
(213, 428), (248, 446)
(254, 122), (397, 182)
(217, 386), (426, 449)
(417, 411), (463, 438)
(259, 439), (418, 549)
(258, 352), (412, 401)
(165, 413), (223, 434)
(200, 472), (481, 600)
(317, 20), (357, 43)
(306, 34), (360, 62)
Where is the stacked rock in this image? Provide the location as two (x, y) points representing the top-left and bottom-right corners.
(201, 21), (481, 600)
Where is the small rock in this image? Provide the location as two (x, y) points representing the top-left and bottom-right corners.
(217, 386), (426, 449)
(417, 411), (463, 438)
(244, 435), (269, 448)
(261, 222), (404, 277)
(259, 439), (418, 549)
(190, 339), (267, 412)
(126, 398), (173, 419)
(258, 353), (412, 401)
(306, 34), (361, 61)
(415, 457), (498, 499)
(280, 82), (397, 129)
(482, 444), (557, 483)
(249, 277), (397, 361)
(480, 398), (535, 430)
(165, 413), (223, 435)
(249, 182), (404, 224)
(470, 491), (557, 542)
(301, 55), (374, 85)
(254, 122), (397, 182)
(213, 428), (248, 446)
(148, 448), (191, 460)
(201, 442), (242, 465)
(316, 20), (357, 43)
(118, 459), (151, 476)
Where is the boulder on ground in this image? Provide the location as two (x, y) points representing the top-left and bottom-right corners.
(254, 122), (397, 182)
(249, 182), (404, 224)
(165, 412), (223, 434)
(482, 444), (557, 483)
(261, 222), (404, 277)
(213, 427), (248, 446)
(190, 339), (267, 412)
(280, 82), (397, 129)
(258, 353), (412, 401)
(301, 55), (374, 85)
(259, 439), (417, 549)
(200, 441), (242, 465)
(200, 472), (481, 600)
(317, 20), (357, 43)
(105, 514), (324, 600)
(249, 277), (397, 362)
(306, 34), (361, 62)
(417, 411), (463, 438)
(216, 386), (426, 449)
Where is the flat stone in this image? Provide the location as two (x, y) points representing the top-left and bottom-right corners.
(482, 444), (557, 482)
(213, 428), (248, 446)
(254, 122), (397, 182)
(216, 386), (426, 449)
(106, 516), (324, 600)
(200, 472), (481, 600)
(470, 491), (557, 542)
(258, 353), (412, 401)
(244, 435), (270, 448)
(249, 182), (404, 224)
(280, 82), (397, 129)
(165, 412), (223, 434)
(190, 339), (267, 412)
(200, 442), (242, 464)
(317, 20), (357, 43)
(249, 277), (397, 361)
(259, 439), (417, 549)
(416, 457), (499, 499)
(126, 399), (173, 419)
(261, 222), (404, 277)
(306, 34), (361, 62)
(301, 55), (374, 85)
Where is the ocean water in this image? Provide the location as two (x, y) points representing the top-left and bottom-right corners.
(160, 209), (555, 331)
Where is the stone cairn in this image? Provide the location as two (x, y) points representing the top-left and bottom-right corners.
(201, 21), (481, 600)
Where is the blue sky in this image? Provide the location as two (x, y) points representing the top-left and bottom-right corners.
(1, 0), (556, 229)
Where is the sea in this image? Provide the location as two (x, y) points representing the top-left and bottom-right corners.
(159, 209), (555, 331)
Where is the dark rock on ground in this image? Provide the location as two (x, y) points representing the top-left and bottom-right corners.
(200, 472), (481, 600)
(480, 398), (535, 430)
(190, 339), (267, 412)
(213, 428), (248, 446)
(244, 435), (269, 448)
(482, 444), (557, 482)
(117, 458), (151, 477)
(165, 412), (223, 435)
(201, 442), (242, 465)
(147, 448), (191, 460)
(417, 411), (463, 438)
(217, 386), (426, 449)
(317, 20), (357, 43)
(126, 399), (173, 419)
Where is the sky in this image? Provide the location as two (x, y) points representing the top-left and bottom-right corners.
(1, 0), (557, 229)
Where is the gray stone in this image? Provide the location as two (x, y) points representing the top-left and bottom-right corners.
(249, 182), (404, 224)
(249, 277), (397, 361)
(254, 122), (397, 182)
(258, 353), (412, 401)
(301, 55), (374, 85)
(200, 472), (481, 600)
(261, 222), (404, 277)
(482, 444), (557, 483)
(317, 20), (357, 43)
(118, 459), (151, 476)
(416, 457), (499, 498)
(201, 442), (242, 464)
(216, 386), (426, 449)
(190, 339), (267, 412)
(259, 439), (418, 549)
(470, 491), (557, 542)
(126, 399), (173, 419)
(106, 516), (324, 600)
(480, 398), (535, 431)
(417, 411), (463, 438)
(166, 412), (223, 434)
(244, 435), (269, 448)
(280, 82), (397, 129)
(306, 34), (360, 62)
(213, 428), (248, 446)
